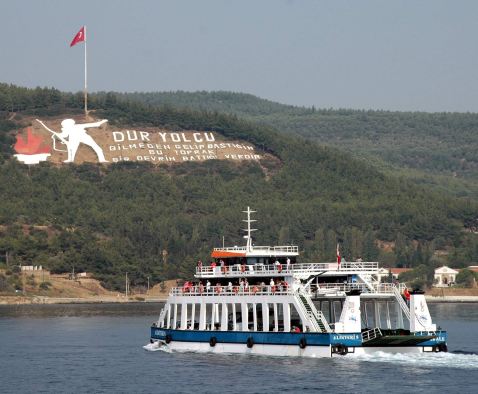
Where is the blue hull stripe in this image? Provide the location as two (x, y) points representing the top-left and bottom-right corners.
(151, 328), (362, 347)
(150, 328), (448, 348)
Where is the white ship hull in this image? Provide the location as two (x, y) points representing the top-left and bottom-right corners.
(145, 340), (431, 358)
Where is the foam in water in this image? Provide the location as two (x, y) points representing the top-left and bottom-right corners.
(347, 351), (478, 370)
(144, 345), (478, 368)
(143, 342), (172, 353)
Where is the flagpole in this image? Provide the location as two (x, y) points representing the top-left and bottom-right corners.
(84, 25), (88, 118)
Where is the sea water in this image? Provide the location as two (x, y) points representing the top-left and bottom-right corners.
(0, 303), (477, 393)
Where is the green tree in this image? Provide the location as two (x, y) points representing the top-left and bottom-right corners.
(455, 269), (477, 288)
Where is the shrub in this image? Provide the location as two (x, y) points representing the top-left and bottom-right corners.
(39, 281), (51, 290)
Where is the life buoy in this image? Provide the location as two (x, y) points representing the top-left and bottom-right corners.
(165, 334), (172, 344)
(299, 337), (307, 349)
(209, 336), (217, 347)
(247, 337), (254, 348)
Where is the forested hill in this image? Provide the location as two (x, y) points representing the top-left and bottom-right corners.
(0, 83), (477, 291)
(113, 91), (478, 198)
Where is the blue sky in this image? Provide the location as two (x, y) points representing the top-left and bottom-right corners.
(2, 0), (478, 111)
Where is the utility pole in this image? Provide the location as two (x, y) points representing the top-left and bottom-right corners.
(21, 265), (25, 296)
(125, 272), (129, 297)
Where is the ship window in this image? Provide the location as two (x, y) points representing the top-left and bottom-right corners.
(205, 303), (214, 330)
(175, 304), (182, 329)
(247, 257), (258, 265)
(276, 303), (283, 331)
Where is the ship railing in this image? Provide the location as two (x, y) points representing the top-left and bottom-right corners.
(362, 327), (383, 342)
(169, 285), (293, 297)
(196, 262), (379, 277)
(212, 245), (299, 253)
(315, 282), (407, 295)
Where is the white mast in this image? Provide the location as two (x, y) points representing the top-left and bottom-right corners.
(242, 206), (257, 252)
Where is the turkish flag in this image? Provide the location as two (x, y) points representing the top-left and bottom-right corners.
(70, 26), (85, 47)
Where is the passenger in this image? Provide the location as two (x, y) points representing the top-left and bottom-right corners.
(244, 278), (249, 292)
(206, 280), (211, 293)
(275, 259), (282, 273)
(211, 261), (217, 269)
(197, 260), (203, 270)
(182, 281), (191, 293)
(294, 326), (301, 333)
(286, 257), (291, 271)
(220, 259), (227, 274)
(404, 288), (411, 306)
(228, 281), (233, 292)
(270, 278), (275, 293)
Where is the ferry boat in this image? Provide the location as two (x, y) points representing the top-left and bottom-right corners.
(146, 207), (447, 357)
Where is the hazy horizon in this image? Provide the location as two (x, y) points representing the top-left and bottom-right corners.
(2, 0), (478, 112)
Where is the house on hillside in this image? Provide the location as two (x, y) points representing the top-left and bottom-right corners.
(434, 266), (459, 287)
(389, 268), (412, 280)
(467, 265), (478, 274)
(377, 267), (412, 282)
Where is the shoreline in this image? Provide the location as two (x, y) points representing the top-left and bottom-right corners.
(426, 295), (478, 303)
(0, 296), (167, 305)
(1, 295), (477, 305)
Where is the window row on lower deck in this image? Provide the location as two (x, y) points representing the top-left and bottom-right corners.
(158, 302), (307, 332)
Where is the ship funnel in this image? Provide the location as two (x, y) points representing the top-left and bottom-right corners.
(410, 291), (436, 332)
(334, 291), (362, 333)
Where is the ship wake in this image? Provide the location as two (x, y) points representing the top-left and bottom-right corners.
(349, 350), (478, 369)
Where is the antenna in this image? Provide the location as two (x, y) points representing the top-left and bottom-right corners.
(242, 206), (257, 252)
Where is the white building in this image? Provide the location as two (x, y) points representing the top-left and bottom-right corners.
(434, 266), (459, 287)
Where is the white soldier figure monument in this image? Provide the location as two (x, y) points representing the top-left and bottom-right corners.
(37, 118), (108, 163)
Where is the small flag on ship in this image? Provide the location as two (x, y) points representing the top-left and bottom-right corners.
(336, 243), (341, 269)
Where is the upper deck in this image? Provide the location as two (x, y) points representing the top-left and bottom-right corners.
(195, 261), (379, 279)
(212, 245), (299, 258)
